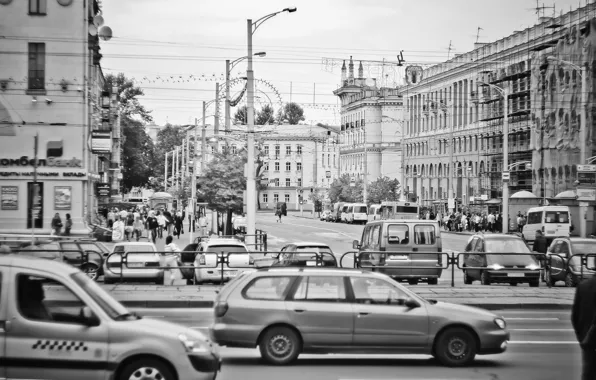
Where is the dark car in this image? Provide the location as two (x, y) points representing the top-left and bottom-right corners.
(272, 242), (338, 267)
(462, 234), (541, 287)
(544, 237), (596, 287)
(17, 239), (107, 281)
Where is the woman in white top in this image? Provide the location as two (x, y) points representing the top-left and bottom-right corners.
(111, 216), (125, 243)
(156, 211), (166, 239)
(163, 235), (182, 285)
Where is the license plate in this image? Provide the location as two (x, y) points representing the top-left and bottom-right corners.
(389, 255), (408, 260)
(128, 262), (144, 268)
(507, 273), (525, 277)
(219, 270), (237, 276)
(306, 261), (317, 266)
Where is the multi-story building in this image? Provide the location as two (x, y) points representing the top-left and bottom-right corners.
(334, 57), (404, 194)
(0, 0), (118, 234)
(399, 3), (596, 213)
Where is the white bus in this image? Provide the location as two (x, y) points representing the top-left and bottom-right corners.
(379, 201), (420, 220)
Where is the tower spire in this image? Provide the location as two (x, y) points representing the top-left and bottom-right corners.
(341, 60), (347, 83)
(358, 61), (364, 78)
(348, 56), (354, 79)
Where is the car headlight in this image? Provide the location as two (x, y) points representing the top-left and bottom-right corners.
(487, 264), (504, 270)
(178, 333), (210, 354)
(525, 263), (540, 270)
(494, 318), (506, 329)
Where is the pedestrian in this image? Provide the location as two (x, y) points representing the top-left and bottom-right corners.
(164, 235), (182, 285)
(107, 208), (115, 228)
(132, 216), (144, 242)
(124, 212), (135, 241)
(571, 274), (596, 380)
(157, 211), (166, 239)
(174, 214), (183, 239)
(51, 213), (63, 236)
(533, 230), (548, 254)
(63, 213), (73, 236)
(146, 211), (159, 244)
(186, 203), (195, 232)
(163, 209), (173, 235)
(198, 213), (208, 236)
(111, 215), (125, 243)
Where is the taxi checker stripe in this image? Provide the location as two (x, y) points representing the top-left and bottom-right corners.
(0, 358), (117, 371)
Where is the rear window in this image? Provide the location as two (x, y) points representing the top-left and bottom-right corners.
(207, 245), (247, 254)
(395, 206), (419, 213)
(545, 211), (569, 224)
(387, 224), (409, 245)
(242, 276), (295, 300)
(354, 206), (367, 213)
(414, 225), (436, 245)
(114, 245), (155, 253)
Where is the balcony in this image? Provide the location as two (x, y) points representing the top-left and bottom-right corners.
(470, 91), (479, 103)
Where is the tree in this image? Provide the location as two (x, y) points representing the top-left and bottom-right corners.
(308, 189), (326, 217)
(367, 176), (401, 204)
(328, 174), (363, 204)
(153, 124), (186, 187)
(233, 106), (247, 125)
(201, 153), (247, 235)
(104, 73), (155, 192)
(256, 104), (275, 125)
(277, 102), (305, 124)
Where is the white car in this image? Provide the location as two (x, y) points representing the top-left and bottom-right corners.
(103, 242), (164, 284)
(194, 237), (255, 284)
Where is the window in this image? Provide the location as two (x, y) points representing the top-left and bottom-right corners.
(275, 145), (280, 157)
(29, 0), (47, 15)
(285, 194), (290, 202)
(242, 276), (294, 300)
(333, 154), (336, 167)
(292, 276), (346, 302)
(262, 193), (268, 203)
(322, 154), (325, 165)
(274, 179), (279, 187)
(327, 154), (330, 166)
(296, 145), (302, 155)
(387, 224), (409, 245)
(285, 178), (291, 187)
(264, 162), (269, 171)
(273, 193), (279, 203)
(527, 212), (542, 224)
(264, 145), (269, 156)
(349, 277), (409, 306)
(285, 162), (291, 171)
(231, 145), (237, 155)
(286, 145), (292, 155)
(297, 162), (302, 171)
(545, 211), (569, 224)
(414, 225), (436, 245)
(274, 162), (280, 171)
(297, 178), (302, 187)
(369, 224), (381, 250)
(16, 274), (87, 323)
(28, 43), (45, 90)
(60, 242), (84, 262)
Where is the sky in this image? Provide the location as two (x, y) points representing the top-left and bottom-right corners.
(99, 0), (588, 127)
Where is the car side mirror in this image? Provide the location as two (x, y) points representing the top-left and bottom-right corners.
(80, 306), (100, 327)
(404, 298), (420, 309)
(352, 240), (360, 249)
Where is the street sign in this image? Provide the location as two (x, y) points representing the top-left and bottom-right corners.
(578, 164), (596, 172)
(578, 172), (596, 186)
(577, 188), (596, 201)
(502, 171), (510, 182)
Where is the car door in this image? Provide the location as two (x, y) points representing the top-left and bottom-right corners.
(548, 240), (567, 281)
(349, 277), (429, 348)
(60, 242), (84, 269)
(0, 265), (8, 380)
(285, 275), (354, 347)
(5, 269), (109, 380)
(466, 238), (486, 279)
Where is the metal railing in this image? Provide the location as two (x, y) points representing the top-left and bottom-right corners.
(11, 248), (105, 279)
(192, 231), (268, 252)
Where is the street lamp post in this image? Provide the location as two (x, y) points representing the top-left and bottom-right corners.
(246, 7), (296, 245)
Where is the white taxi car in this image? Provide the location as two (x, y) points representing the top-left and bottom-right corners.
(0, 254), (221, 380)
(103, 242), (164, 284)
(194, 237), (256, 284)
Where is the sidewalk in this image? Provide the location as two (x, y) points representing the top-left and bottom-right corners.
(47, 284), (576, 310)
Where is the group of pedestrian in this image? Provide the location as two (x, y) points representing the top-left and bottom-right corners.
(438, 211), (503, 233)
(50, 213), (72, 236)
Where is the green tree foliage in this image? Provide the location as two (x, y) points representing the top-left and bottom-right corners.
(233, 106), (247, 124)
(277, 102), (305, 124)
(201, 153), (246, 215)
(256, 104), (275, 125)
(328, 174), (363, 204)
(367, 176), (401, 204)
(153, 123), (186, 186)
(103, 73), (155, 192)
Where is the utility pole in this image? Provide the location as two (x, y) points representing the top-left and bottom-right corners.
(502, 87), (510, 234)
(190, 118), (198, 243)
(32, 133), (38, 239)
(363, 127), (368, 203)
(204, 100), (216, 234)
(225, 60), (231, 136)
(164, 151), (168, 191)
(214, 83), (220, 153)
(246, 18), (257, 247)
(580, 64), (588, 238)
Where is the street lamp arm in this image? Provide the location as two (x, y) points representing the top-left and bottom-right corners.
(507, 161), (532, 171)
(252, 7), (297, 34)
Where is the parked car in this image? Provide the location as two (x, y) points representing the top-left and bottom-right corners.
(194, 237), (256, 284)
(103, 242), (164, 285)
(232, 215), (247, 234)
(16, 239), (106, 281)
(320, 210), (333, 221)
(210, 267), (509, 367)
(462, 234), (541, 287)
(544, 237), (596, 287)
(272, 242), (338, 267)
(0, 254), (221, 380)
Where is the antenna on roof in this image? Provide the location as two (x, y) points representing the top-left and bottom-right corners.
(475, 27), (483, 43)
(447, 40), (454, 60)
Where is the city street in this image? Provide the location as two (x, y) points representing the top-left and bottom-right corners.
(133, 307), (581, 380)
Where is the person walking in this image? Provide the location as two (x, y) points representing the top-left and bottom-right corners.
(198, 213), (208, 237)
(132, 216), (144, 242)
(157, 211), (166, 239)
(174, 213), (183, 239)
(63, 213), (73, 236)
(164, 235), (182, 285)
(572, 275), (596, 380)
(533, 230), (548, 254)
(124, 212), (135, 242)
(146, 211), (159, 244)
(51, 213), (63, 236)
(111, 216), (125, 243)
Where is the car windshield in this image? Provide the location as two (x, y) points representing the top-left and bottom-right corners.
(207, 245), (247, 254)
(113, 245), (155, 253)
(485, 239), (530, 253)
(70, 272), (129, 320)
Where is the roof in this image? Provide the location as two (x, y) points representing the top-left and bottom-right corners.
(510, 190), (538, 199)
(261, 267), (371, 275)
(0, 254), (78, 275)
(286, 242), (331, 247)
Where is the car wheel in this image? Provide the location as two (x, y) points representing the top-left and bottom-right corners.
(259, 326), (301, 365)
(480, 271), (491, 286)
(408, 279), (419, 285)
(509, 282), (518, 286)
(186, 279), (194, 285)
(428, 278), (438, 285)
(529, 280), (540, 288)
(434, 327), (477, 367)
(544, 269), (555, 287)
(565, 272), (577, 288)
(81, 263), (100, 281)
(463, 270), (473, 285)
(118, 358), (174, 380)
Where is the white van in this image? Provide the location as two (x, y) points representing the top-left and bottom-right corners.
(522, 206), (572, 243)
(368, 204), (382, 222)
(340, 204), (353, 223)
(349, 203), (368, 224)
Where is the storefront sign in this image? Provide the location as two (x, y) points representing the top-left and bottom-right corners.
(0, 156), (82, 168)
(577, 188), (596, 201)
(54, 186), (72, 210)
(96, 183), (111, 197)
(0, 171), (87, 178)
(91, 131), (112, 154)
(1, 186), (18, 210)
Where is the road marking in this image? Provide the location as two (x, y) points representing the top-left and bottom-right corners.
(282, 221), (357, 239)
(506, 317), (560, 321)
(511, 329), (573, 332)
(509, 341), (577, 344)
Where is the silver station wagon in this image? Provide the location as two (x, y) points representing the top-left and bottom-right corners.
(210, 267), (509, 367)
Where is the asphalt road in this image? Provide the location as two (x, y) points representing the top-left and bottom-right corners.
(132, 307), (581, 380)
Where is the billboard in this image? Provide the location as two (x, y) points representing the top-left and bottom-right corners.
(91, 131), (112, 154)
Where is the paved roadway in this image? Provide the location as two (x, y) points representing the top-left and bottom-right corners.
(131, 307), (580, 380)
